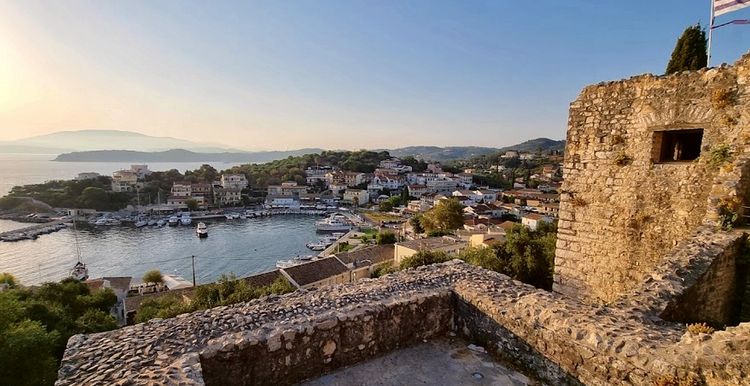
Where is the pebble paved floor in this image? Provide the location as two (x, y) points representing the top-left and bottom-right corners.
(300, 336), (534, 386)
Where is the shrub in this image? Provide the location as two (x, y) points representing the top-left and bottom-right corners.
(686, 322), (715, 335)
(142, 270), (164, 284)
(371, 262), (397, 278)
(459, 246), (504, 272)
(707, 144), (732, 168)
(399, 250), (452, 270)
(376, 231), (397, 245)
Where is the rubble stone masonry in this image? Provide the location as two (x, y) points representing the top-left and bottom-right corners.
(555, 52), (750, 303)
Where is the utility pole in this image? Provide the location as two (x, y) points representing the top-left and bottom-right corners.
(191, 255), (196, 287)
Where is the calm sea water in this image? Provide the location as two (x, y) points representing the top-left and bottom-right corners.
(0, 216), (319, 286)
(0, 154), (242, 197)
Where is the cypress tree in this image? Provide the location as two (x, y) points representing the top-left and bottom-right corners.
(666, 24), (708, 75)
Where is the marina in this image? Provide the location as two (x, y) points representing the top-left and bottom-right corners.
(0, 215), (322, 286)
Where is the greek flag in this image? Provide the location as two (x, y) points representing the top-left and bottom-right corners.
(714, 0), (750, 17)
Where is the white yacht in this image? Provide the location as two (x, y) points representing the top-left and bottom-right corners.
(196, 222), (208, 238)
(134, 219), (148, 228)
(157, 219), (166, 227)
(315, 214), (352, 232)
(168, 216), (179, 226)
(306, 241), (328, 251)
(94, 218), (107, 226)
(147, 219), (157, 226)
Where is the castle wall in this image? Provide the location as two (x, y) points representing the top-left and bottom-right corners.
(554, 53), (750, 303)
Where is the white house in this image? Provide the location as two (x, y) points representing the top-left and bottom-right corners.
(521, 213), (552, 230)
(343, 189), (369, 207)
(111, 170), (139, 193)
(221, 174), (249, 190)
(76, 172), (101, 181)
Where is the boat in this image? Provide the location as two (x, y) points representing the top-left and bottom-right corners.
(181, 215), (192, 226)
(157, 219), (166, 227)
(224, 214), (234, 220)
(134, 219), (148, 228)
(306, 242), (328, 251)
(94, 218), (107, 226)
(315, 214), (352, 232)
(276, 256), (315, 269)
(105, 218), (121, 226)
(168, 216), (179, 226)
(70, 261), (89, 281)
(147, 219), (157, 226)
(196, 222), (208, 238)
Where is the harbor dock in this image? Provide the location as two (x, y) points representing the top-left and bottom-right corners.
(0, 221), (67, 242)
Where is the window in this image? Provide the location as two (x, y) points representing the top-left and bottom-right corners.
(652, 129), (703, 163)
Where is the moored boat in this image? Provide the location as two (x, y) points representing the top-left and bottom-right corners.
(196, 222), (208, 238)
(168, 216), (179, 226)
(180, 215), (192, 226)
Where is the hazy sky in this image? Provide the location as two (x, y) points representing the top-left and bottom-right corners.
(0, 1), (747, 150)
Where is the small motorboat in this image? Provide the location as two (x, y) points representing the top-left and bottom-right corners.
(306, 242), (328, 251)
(168, 216), (179, 226)
(196, 222), (208, 238)
(134, 219), (148, 228)
(94, 218), (107, 226)
(147, 219), (157, 226)
(225, 214), (234, 220)
(180, 215), (192, 226)
(157, 219), (166, 227)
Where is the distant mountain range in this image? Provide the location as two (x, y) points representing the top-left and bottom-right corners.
(53, 148), (324, 163)
(4, 129), (564, 163)
(385, 138), (565, 162)
(0, 129), (249, 154)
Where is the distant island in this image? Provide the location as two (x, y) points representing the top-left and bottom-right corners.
(53, 148), (325, 163)
(53, 138), (565, 163)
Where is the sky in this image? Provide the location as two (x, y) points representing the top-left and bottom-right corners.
(0, 1), (747, 150)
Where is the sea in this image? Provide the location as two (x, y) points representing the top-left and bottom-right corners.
(0, 154), (320, 286)
(0, 216), (320, 286)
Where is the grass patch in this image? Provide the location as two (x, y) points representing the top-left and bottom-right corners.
(363, 212), (404, 223)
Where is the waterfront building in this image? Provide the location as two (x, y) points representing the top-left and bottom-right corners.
(130, 165), (151, 179)
(214, 186), (242, 206)
(221, 174), (248, 190)
(267, 181), (308, 197)
(76, 172), (101, 181)
(342, 189), (369, 207)
(84, 277), (132, 325)
(111, 170), (139, 193)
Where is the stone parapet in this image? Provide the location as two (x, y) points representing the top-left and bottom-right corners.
(58, 260), (750, 386)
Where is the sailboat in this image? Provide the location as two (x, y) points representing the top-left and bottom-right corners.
(69, 213), (89, 281)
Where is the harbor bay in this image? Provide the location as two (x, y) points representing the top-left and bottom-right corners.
(0, 215), (319, 286)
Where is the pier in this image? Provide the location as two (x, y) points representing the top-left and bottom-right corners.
(0, 221), (67, 242)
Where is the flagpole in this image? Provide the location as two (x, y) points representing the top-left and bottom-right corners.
(707, 0), (715, 67)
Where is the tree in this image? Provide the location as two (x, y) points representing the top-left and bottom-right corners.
(409, 215), (425, 234)
(666, 24), (707, 75)
(399, 250), (452, 270)
(420, 198), (464, 233)
(0, 320), (60, 386)
(185, 198), (199, 211)
(376, 231), (397, 245)
(379, 200), (394, 212)
(143, 270), (164, 285)
(460, 246), (504, 272)
(78, 187), (111, 211)
(76, 309), (118, 333)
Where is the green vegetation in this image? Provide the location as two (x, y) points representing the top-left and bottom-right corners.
(376, 231), (397, 245)
(0, 277), (118, 386)
(225, 150), (391, 188)
(371, 262), (397, 278)
(397, 222), (557, 290)
(420, 198), (464, 234)
(136, 275), (295, 323)
(7, 177), (131, 211)
(362, 211), (403, 224)
(399, 250), (452, 270)
(142, 270), (164, 284)
(185, 198), (199, 211)
(665, 24), (707, 75)
(0, 272), (17, 288)
(707, 143), (733, 168)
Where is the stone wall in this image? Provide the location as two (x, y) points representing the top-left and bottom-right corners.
(57, 261), (750, 386)
(661, 232), (746, 326)
(200, 290), (452, 386)
(555, 52), (750, 303)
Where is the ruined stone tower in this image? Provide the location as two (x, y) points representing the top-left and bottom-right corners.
(554, 53), (750, 303)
